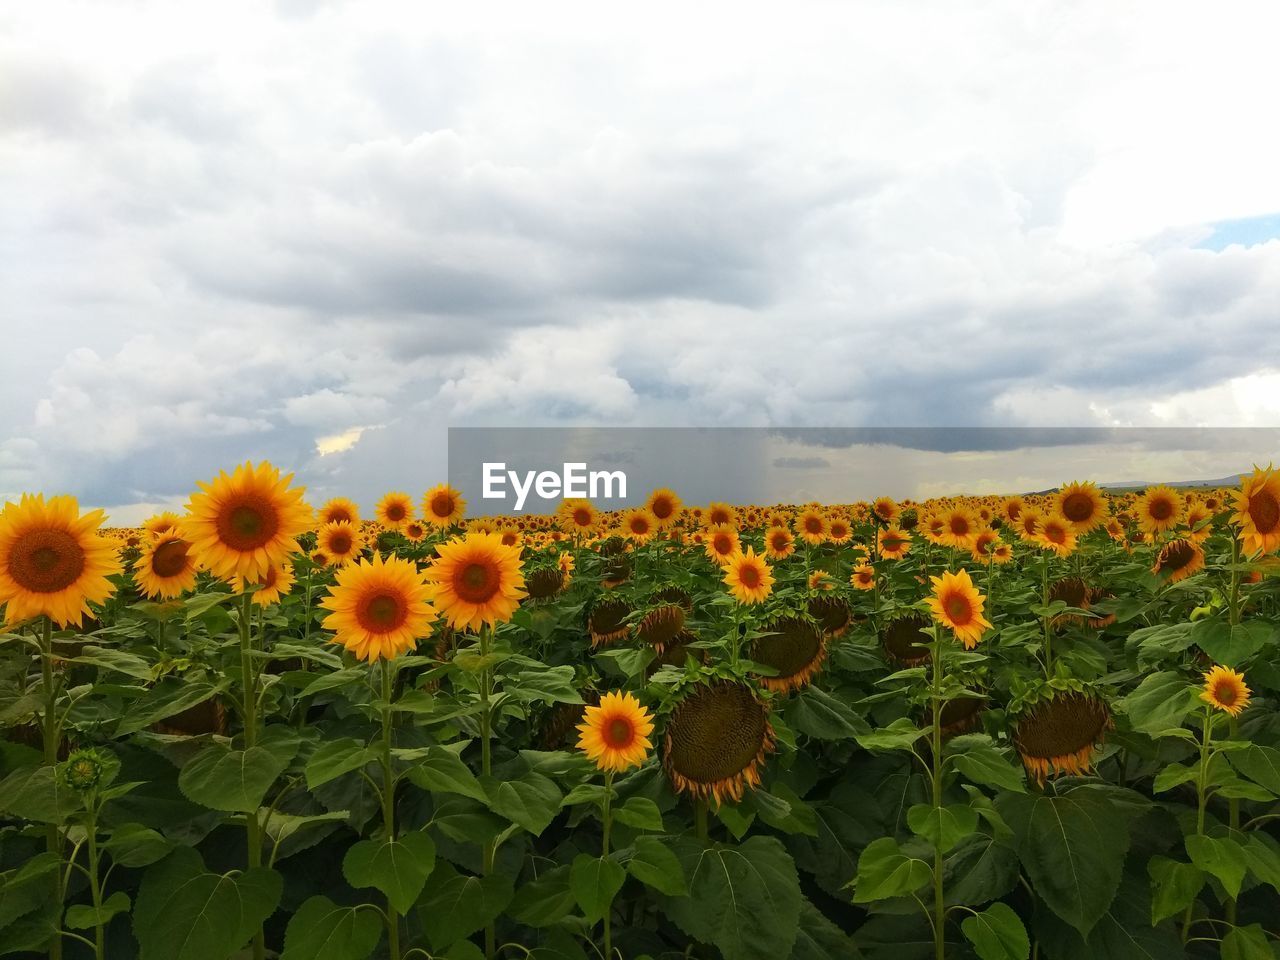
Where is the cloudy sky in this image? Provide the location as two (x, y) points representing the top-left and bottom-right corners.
(3, 0), (1279, 522)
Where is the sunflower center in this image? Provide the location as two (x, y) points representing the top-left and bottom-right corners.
(770, 533), (788, 550)
(1061, 492), (1093, 522)
(605, 717), (635, 748)
(386, 502), (406, 521)
(327, 508), (352, 524)
(739, 564), (761, 588)
(665, 682), (770, 786)
(804, 517), (822, 534)
(713, 534), (732, 554)
(151, 539), (191, 579)
(1249, 490), (1279, 534)
(1213, 681), (1237, 706)
(455, 561), (499, 603)
(358, 592), (406, 633)
(1161, 540), (1195, 571)
(1015, 693), (1109, 760)
(8, 529), (87, 594)
(652, 498), (673, 520)
(329, 532), (352, 554)
(1149, 498), (1173, 520)
(753, 617), (823, 679)
(945, 594), (972, 624)
(950, 518), (969, 535)
(216, 495), (279, 552)
(573, 508), (592, 526)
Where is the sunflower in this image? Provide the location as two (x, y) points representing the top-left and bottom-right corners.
(646, 488), (682, 529)
(425, 532), (526, 631)
(320, 553), (434, 661)
(1013, 691), (1111, 785)
(557, 498), (600, 536)
(1034, 512), (1077, 557)
(808, 569), (835, 592)
(375, 491), (414, 530)
(1135, 485), (1183, 536)
(143, 512), (183, 539)
(1232, 466), (1280, 555)
(1201, 665), (1250, 717)
(705, 502), (738, 528)
(827, 517), (853, 544)
(925, 568), (991, 649)
(808, 594), (852, 636)
(1014, 506), (1043, 543)
(316, 520), (364, 567)
(576, 691), (655, 773)
(588, 597), (632, 647)
(635, 603), (686, 650)
(940, 507), (978, 549)
(0, 494), (123, 627)
(752, 616), (826, 692)
(849, 564), (876, 591)
(723, 548), (774, 604)
(922, 513), (948, 545)
(422, 484), (466, 529)
(234, 562), (296, 606)
(1153, 538), (1205, 583)
(881, 612), (932, 666)
(878, 527), (912, 560)
(402, 521), (427, 543)
(182, 461), (312, 583)
(1002, 496), (1024, 523)
(525, 567), (566, 600)
(764, 525), (795, 560)
(133, 534), (198, 599)
(318, 497), (361, 527)
(663, 681), (775, 805)
(704, 524), (740, 564)
(1183, 500), (1213, 544)
(622, 508), (657, 544)
(496, 526), (521, 549)
(794, 508), (828, 546)
(872, 497), (899, 523)
(938, 695), (988, 739)
(971, 529), (1000, 563)
(991, 542), (1013, 564)
(1056, 481), (1108, 533)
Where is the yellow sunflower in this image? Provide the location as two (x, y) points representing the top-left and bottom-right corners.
(577, 691), (655, 773)
(794, 508), (828, 545)
(557, 498), (600, 536)
(622, 508), (657, 544)
(1136, 485), (1184, 536)
(722, 548), (774, 604)
(704, 523), (741, 564)
(1232, 466), (1280, 555)
(182, 461), (312, 583)
(705, 502), (738, 528)
(423, 484), (466, 529)
(971, 529), (1000, 563)
(1201, 665), (1250, 717)
(320, 553), (434, 661)
(1002, 495), (1024, 523)
(940, 507), (978, 549)
(425, 532), (526, 631)
(925, 568), (992, 649)
(872, 497), (899, 523)
(234, 562), (296, 606)
(375, 491), (414, 530)
(1034, 512), (1077, 557)
(808, 569), (835, 592)
(878, 527), (912, 560)
(318, 497), (361, 527)
(645, 488), (682, 529)
(1055, 480), (1108, 533)
(316, 520), (364, 567)
(0, 494), (122, 627)
(990, 541), (1013, 564)
(849, 564), (876, 590)
(143, 511), (183, 539)
(403, 521), (427, 543)
(827, 517), (853, 544)
(1153, 538), (1205, 583)
(764, 525), (795, 560)
(133, 534), (198, 599)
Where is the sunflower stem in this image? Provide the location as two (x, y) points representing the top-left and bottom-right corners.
(238, 593), (265, 960)
(602, 770), (615, 960)
(1224, 532), (1241, 928)
(930, 623), (946, 960)
(40, 617), (64, 960)
(380, 659), (401, 960)
(479, 624), (496, 960)
(1182, 707), (1214, 942)
(1040, 553), (1053, 678)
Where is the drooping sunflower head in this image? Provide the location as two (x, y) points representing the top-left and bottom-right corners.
(1201, 665), (1250, 717)
(577, 691), (655, 773)
(645, 488), (682, 528)
(878, 526), (912, 559)
(925, 568), (991, 649)
(317, 520), (364, 567)
(133, 533), (198, 600)
(752, 616), (826, 692)
(182, 461), (312, 583)
(588, 596), (632, 647)
(849, 563), (876, 591)
(881, 612), (933, 666)
(320, 553), (434, 661)
(704, 524), (740, 565)
(663, 681), (775, 806)
(424, 532), (526, 632)
(525, 566), (567, 600)
(0, 493), (122, 627)
(1153, 538), (1206, 584)
(1048, 576), (1091, 626)
(938, 695), (987, 740)
(764, 525), (795, 559)
(318, 497), (361, 528)
(723, 548), (774, 605)
(375, 491), (414, 530)
(422, 484), (466, 529)
(636, 603), (687, 650)
(1013, 691), (1111, 785)
(652, 585), (693, 611)
(808, 594), (852, 637)
(1232, 466), (1280, 555)
(1136, 485), (1184, 536)
(1055, 481), (1108, 533)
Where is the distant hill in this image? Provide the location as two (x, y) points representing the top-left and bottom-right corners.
(1099, 474), (1246, 491)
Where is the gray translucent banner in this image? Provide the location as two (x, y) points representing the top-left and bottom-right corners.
(447, 427), (1280, 515)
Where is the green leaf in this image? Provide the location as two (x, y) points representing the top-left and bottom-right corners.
(570, 854), (626, 923)
(851, 837), (932, 903)
(133, 848), (282, 960)
(995, 789), (1129, 935)
(948, 737), (1027, 793)
(907, 803), (979, 853)
(342, 831), (436, 914)
(506, 865), (576, 928)
(1242, 833), (1280, 893)
(1185, 834), (1246, 899)
(786, 686), (870, 741)
(661, 835), (803, 960)
(944, 834), (1019, 907)
(1122, 671), (1198, 735)
(418, 862), (514, 949)
(1147, 856), (1204, 925)
(753, 784), (819, 837)
(262, 810), (349, 862)
(1033, 873), (1182, 960)
(627, 836), (687, 896)
(1221, 925), (1273, 960)
(1191, 618), (1273, 667)
(0, 765), (79, 823)
(1152, 763), (1198, 793)
(960, 902), (1029, 960)
(405, 746), (489, 802)
(280, 895), (381, 960)
(304, 738), (377, 790)
(1227, 744), (1280, 794)
(70, 645), (155, 680)
(790, 897), (863, 960)
(505, 665), (584, 705)
(64, 891), (131, 930)
(115, 679), (224, 735)
(178, 743), (290, 813)
(612, 796), (664, 832)
(481, 771), (562, 835)
(854, 717), (924, 753)
(104, 823), (174, 868)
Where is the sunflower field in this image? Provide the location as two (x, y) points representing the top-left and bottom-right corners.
(2, 465), (1280, 960)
